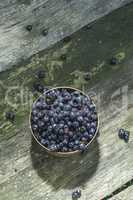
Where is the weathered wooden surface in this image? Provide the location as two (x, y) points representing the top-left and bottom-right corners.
(0, 0), (133, 72)
(0, 3), (133, 200)
(110, 186), (133, 200)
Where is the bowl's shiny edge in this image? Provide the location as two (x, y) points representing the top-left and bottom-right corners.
(29, 86), (99, 157)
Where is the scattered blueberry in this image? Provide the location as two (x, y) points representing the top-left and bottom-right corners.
(118, 128), (130, 143)
(72, 189), (81, 199)
(110, 57), (118, 65)
(42, 28), (48, 36)
(31, 88), (98, 153)
(26, 25), (32, 31)
(5, 111), (15, 122)
(84, 73), (91, 81)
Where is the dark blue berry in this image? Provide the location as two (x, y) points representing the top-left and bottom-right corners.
(5, 111), (15, 122)
(110, 57), (118, 65)
(79, 143), (86, 152)
(26, 25), (32, 31)
(73, 121), (79, 128)
(118, 129), (130, 142)
(72, 189), (81, 199)
(49, 144), (57, 151)
(42, 28), (48, 36)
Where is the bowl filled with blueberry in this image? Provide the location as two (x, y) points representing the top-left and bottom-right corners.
(30, 87), (99, 156)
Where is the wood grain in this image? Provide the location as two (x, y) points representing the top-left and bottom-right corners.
(0, 0), (132, 72)
(0, 4), (133, 200)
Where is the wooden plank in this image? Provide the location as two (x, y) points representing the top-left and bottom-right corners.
(0, 3), (133, 200)
(0, 0), (132, 72)
(110, 186), (133, 200)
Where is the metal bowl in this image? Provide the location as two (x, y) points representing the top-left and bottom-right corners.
(29, 86), (99, 157)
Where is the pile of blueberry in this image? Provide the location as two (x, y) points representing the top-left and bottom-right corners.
(118, 128), (130, 143)
(31, 88), (98, 153)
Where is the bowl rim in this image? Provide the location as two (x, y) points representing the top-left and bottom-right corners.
(29, 86), (99, 157)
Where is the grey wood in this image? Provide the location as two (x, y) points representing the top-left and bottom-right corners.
(0, 0), (132, 72)
(0, 4), (133, 200)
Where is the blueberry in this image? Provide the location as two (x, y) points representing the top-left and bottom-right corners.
(42, 132), (47, 138)
(73, 91), (80, 96)
(32, 116), (38, 123)
(38, 121), (45, 128)
(79, 143), (86, 152)
(72, 189), (81, 199)
(88, 134), (94, 140)
(123, 131), (130, 142)
(53, 101), (58, 108)
(59, 136), (64, 142)
(73, 121), (79, 128)
(50, 140), (56, 145)
(42, 28), (48, 36)
(32, 124), (38, 131)
(59, 123), (64, 129)
(118, 129), (130, 142)
(48, 135), (52, 140)
(110, 57), (118, 65)
(5, 111), (15, 122)
(63, 139), (68, 146)
(48, 110), (54, 117)
(77, 116), (83, 123)
(51, 134), (57, 140)
(49, 144), (57, 152)
(69, 131), (74, 138)
(118, 128), (125, 138)
(32, 109), (38, 116)
(37, 112), (44, 119)
(59, 102), (64, 109)
(59, 128), (64, 135)
(59, 142), (64, 148)
(41, 139), (49, 147)
(91, 114), (97, 121)
(26, 25), (32, 31)
(64, 111), (70, 117)
(81, 137), (87, 142)
(63, 95), (71, 102)
(83, 132), (89, 138)
(75, 140), (79, 145)
(89, 127), (95, 135)
(86, 123), (91, 131)
(91, 121), (97, 128)
(69, 142), (74, 148)
(64, 105), (72, 111)
(52, 124), (57, 129)
(84, 73), (91, 81)
(89, 104), (96, 112)
(70, 112), (75, 121)
(50, 118), (55, 125)
(67, 121), (72, 128)
(43, 116), (49, 123)
(64, 127), (69, 134)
